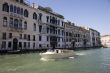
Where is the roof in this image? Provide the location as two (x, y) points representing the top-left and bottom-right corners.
(38, 6), (64, 19)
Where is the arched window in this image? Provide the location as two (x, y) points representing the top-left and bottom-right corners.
(14, 6), (17, 13)
(2, 3), (9, 12)
(19, 20), (22, 29)
(20, 8), (23, 15)
(16, 0), (19, 2)
(24, 21), (27, 30)
(39, 13), (42, 21)
(9, 18), (13, 28)
(10, 5), (13, 12)
(14, 19), (19, 29)
(3, 17), (8, 27)
(33, 23), (36, 31)
(33, 12), (37, 20)
(17, 7), (20, 14)
(20, 0), (24, 3)
(24, 9), (29, 17)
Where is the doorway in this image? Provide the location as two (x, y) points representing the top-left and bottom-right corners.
(13, 38), (18, 50)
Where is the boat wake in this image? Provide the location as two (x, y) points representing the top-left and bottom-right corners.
(75, 52), (86, 56)
(40, 58), (55, 61)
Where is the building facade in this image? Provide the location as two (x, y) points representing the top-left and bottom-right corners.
(101, 35), (110, 47)
(0, 0), (65, 51)
(89, 28), (101, 47)
(0, 0), (101, 51)
(72, 26), (90, 48)
(64, 22), (73, 49)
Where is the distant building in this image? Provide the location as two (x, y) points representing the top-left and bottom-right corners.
(72, 26), (90, 48)
(101, 35), (110, 47)
(89, 28), (101, 47)
(64, 22), (73, 49)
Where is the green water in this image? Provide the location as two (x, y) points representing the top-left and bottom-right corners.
(0, 48), (110, 73)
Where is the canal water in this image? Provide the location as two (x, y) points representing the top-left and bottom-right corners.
(0, 48), (110, 73)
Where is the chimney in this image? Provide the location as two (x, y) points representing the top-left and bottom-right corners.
(32, 3), (38, 8)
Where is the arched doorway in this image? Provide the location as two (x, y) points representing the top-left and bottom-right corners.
(71, 40), (75, 50)
(13, 38), (18, 50)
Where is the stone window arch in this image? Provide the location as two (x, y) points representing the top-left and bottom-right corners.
(14, 6), (17, 13)
(19, 20), (22, 29)
(20, 8), (23, 15)
(10, 4), (13, 12)
(24, 21), (27, 30)
(24, 9), (29, 17)
(17, 7), (20, 14)
(3, 17), (8, 27)
(14, 19), (19, 29)
(2, 3), (9, 12)
(39, 13), (42, 21)
(20, 0), (24, 3)
(33, 23), (36, 31)
(33, 12), (37, 20)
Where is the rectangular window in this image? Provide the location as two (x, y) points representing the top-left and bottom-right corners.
(47, 36), (49, 41)
(24, 34), (27, 39)
(28, 42), (30, 48)
(39, 25), (42, 33)
(9, 33), (12, 38)
(33, 23), (36, 31)
(19, 42), (22, 48)
(58, 38), (60, 42)
(47, 27), (49, 33)
(24, 42), (26, 48)
(33, 35), (35, 41)
(3, 17), (7, 27)
(24, 22), (27, 30)
(8, 41), (11, 48)
(46, 16), (49, 23)
(58, 29), (60, 35)
(66, 32), (68, 36)
(28, 35), (30, 41)
(39, 44), (42, 48)
(62, 21), (63, 26)
(19, 20), (22, 29)
(33, 43), (35, 49)
(2, 33), (6, 40)
(39, 36), (42, 41)
(47, 44), (49, 47)
(19, 34), (22, 39)
(9, 18), (13, 28)
(62, 30), (64, 36)
(14, 6), (17, 13)
(1, 41), (6, 49)
(58, 20), (60, 25)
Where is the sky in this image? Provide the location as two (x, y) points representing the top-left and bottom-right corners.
(27, 0), (110, 35)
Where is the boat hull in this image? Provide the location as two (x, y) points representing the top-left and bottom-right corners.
(40, 51), (75, 59)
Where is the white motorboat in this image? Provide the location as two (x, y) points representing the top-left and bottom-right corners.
(40, 49), (75, 60)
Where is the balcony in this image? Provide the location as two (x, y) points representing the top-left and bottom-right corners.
(9, 12), (24, 19)
(38, 21), (64, 29)
(8, 26), (23, 32)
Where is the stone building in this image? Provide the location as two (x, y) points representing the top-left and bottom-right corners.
(89, 28), (101, 47)
(0, 0), (101, 51)
(0, 0), (65, 51)
(101, 35), (110, 47)
(64, 22), (90, 49)
(72, 26), (90, 48)
(64, 22), (73, 49)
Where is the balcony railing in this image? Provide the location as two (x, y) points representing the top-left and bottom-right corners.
(9, 12), (24, 19)
(8, 26), (23, 32)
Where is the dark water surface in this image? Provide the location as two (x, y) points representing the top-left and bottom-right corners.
(0, 48), (110, 73)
